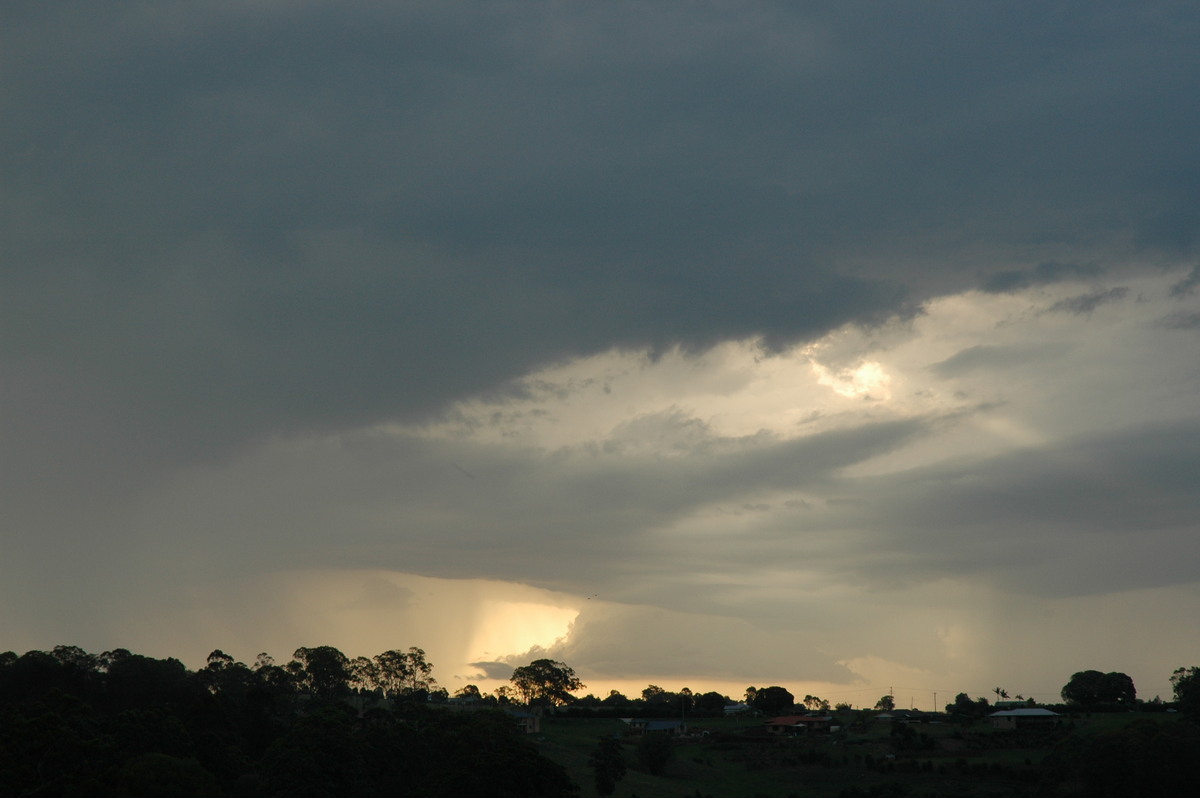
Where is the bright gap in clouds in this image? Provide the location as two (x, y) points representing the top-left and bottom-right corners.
(30, 267), (1200, 701)
(383, 266), (1200, 695)
(110, 570), (582, 691)
(465, 599), (580, 668)
(808, 358), (892, 400)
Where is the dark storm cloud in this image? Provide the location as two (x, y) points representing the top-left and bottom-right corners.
(1169, 266), (1200, 297)
(1157, 311), (1200, 330)
(465, 661), (514, 682)
(802, 420), (1200, 598)
(4, 1), (1198, 463)
(1046, 286), (1130, 315)
(140, 411), (932, 591)
(981, 262), (1104, 294)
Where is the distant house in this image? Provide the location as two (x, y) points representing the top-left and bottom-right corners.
(724, 702), (752, 716)
(765, 715), (806, 734)
(624, 718), (687, 735)
(794, 715), (836, 732)
(875, 710), (929, 724)
(987, 708), (1059, 730)
(445, 695), (484, 712)
(508, 710), (541, 734)
(765, 714), (835, 734)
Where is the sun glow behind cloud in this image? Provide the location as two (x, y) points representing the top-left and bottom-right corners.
(9, 268), (1199, 701)
(116, 569), (582, 688)
(466, 600), (579, 667)
(412, 275), (1136, 467)
(374, 268), (1200, 693)
(5, 1), (1200, 723)
(809, 359), (892, 400)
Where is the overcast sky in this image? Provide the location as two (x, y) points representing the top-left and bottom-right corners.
(3, 1), (1199, 706)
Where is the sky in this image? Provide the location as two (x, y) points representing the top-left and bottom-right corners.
(3, 1), (1200, 709)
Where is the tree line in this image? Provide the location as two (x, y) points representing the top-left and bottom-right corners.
(0, 644), (576, 797)
(8, 643), (1200, 796)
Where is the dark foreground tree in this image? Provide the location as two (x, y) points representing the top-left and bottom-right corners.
(421, 710), (578, 797)
(588, 736), (627, 795)
(510, 659), (584, 706)
(257, 702), (366, 795)
(117, 753), (221, 797)
(0, 644), (580, 797)
(1042, 718), (1200, 796)
(1171, 666), (1200, 719)
(635, 731), (673, 776)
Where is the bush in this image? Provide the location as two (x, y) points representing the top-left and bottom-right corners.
(635, 732), (673, 776)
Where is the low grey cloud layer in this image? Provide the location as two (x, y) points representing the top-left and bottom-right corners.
(3, 1), (1200, 698)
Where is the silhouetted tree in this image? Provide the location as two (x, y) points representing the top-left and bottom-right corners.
(511, 659), (584, 706)
(638, 685), (694, 715)
(348, 656), (380, 694)
(99, 648), (134, 671)
(750, 685), (794, 715)
(694, 691), (728, 716)
(373, 647), (437, 698)
(197, 649), (253, 700)
(944, 692), (990, 723)
(51, 645), (100, 674)
(454, 684), (482, 700)
(290, 646), (352, 698)
(1061, 670), (1136, 708)
(0, 643), (577, 797)
(642, 684), (667, 703)
(105, 654), (196, 709)
(601, 689), (632, 709)
(804, 694), (831, 711)
(1171, 666), (1200, 719)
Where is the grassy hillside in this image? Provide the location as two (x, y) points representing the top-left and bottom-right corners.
(530, 711), (1186, 798)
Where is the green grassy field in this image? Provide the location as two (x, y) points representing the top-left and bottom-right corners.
(530, 711), (1182, 798)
